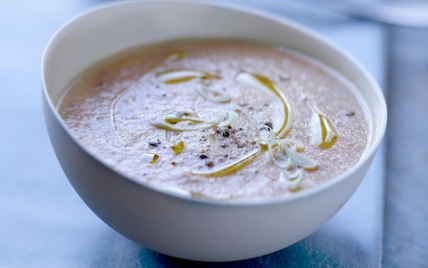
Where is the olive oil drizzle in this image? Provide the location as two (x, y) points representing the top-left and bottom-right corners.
(191, 148), (263, 177)
(236, 72), (293, 139)
(152, 65), (315, 184)
(291, 81), (338, 149)
(317, 114), (338, 149)
(135, 53), (319, 189)
(59, 41), (361, 198)
(253, 74), (293, 139)
(188, 73), (319, 182)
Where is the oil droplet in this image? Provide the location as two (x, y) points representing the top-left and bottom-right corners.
(165, 130), (185, 154)
(157, 69), (220, 84)
(171, 140), (185, 155)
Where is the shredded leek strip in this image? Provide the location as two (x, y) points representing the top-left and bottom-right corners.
(212, 110), (239, 127)
(279, 170), (305, 190)
(194, 83), (231, 103)
(268, 139), (317, 170)
(236, 72), (293, 138)
(157, 69), (220, 84)
(284, 149), (318, 170)
(268, 140), (292, 170)
(150, 109), (239, 132)
(151, 117), (215, 132)
(191, 148), (263, 177)
(174, 109), (199, 118)
(257, 125), (275, 145)
(268, 139), (305, 153)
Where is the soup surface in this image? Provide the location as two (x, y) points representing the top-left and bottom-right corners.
(58, 39), (370, 200)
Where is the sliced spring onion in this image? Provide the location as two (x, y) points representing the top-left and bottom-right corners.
(194, 83), (231, 103)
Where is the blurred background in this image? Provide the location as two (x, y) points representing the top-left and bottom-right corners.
(0, 0), (427, 267)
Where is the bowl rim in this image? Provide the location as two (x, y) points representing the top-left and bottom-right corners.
(41, 0), (387, 207)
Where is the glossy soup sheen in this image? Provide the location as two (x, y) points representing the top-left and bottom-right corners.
(58, 39), (371, 200)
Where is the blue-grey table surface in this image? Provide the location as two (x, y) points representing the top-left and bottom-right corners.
(0, 0), (387, 267)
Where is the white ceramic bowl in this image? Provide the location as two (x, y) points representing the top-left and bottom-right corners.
(42, 0), (387, 262)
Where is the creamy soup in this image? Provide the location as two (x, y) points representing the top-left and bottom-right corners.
(58, 39), (371, 200)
